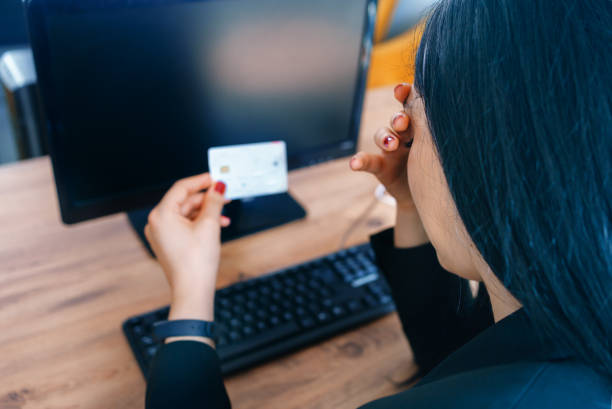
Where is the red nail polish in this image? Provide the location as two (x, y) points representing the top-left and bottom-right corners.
(394, 84), (403, 94)
(214, 181), (226, 195)
(383, 136), (394, 147)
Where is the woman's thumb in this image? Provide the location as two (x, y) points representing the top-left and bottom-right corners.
(196, 181), (226, 225)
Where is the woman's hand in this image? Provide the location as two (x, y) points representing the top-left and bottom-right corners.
(144, 173), (229, 325)
(350, 83), (429, 247)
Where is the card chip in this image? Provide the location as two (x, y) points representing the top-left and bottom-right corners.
(220, 165), (230, 174)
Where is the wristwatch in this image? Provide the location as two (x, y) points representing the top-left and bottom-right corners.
(152, 319), (217, 342)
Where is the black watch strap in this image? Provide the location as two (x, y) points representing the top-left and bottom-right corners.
(152, 319), (217, 342)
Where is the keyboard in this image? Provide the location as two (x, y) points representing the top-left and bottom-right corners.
(123, 243), (395, 376)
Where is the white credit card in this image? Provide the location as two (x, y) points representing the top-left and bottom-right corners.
(207, 141), (288, 200)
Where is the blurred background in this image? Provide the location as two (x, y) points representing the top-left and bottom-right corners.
(0, 0), (435, 165)
(0, 0), (30, 164)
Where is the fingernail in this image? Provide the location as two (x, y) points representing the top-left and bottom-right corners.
(350, 156), (362, 169)
(394, 84), (404, 94)
(214, 181), (226, 195)
(392, 113), (402, 128)
(383, 135), (395, 148)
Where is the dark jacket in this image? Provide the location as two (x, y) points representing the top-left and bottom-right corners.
(146, 228), (611, 408)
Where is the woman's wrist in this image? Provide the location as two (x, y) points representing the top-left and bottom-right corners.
(168, 295), (215, 322)
(394, 205), (429, 248)
(165, 296), (216, 347)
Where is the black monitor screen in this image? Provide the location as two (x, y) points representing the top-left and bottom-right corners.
(27, 0), (375, 222)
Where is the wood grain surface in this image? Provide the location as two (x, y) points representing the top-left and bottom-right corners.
(0, 86), (420, 409)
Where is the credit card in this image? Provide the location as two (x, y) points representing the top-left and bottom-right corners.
(207, 141), (288, 200)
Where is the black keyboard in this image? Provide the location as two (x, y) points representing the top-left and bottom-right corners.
(123, 243), (395, 376)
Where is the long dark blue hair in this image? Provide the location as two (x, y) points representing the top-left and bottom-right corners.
(415, 0), (611, 375)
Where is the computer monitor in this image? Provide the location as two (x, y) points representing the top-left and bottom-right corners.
(25, 0), (377, 242)
(0, 0), (29, 46)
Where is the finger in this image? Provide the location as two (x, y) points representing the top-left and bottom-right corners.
(220, 216), (231, 228)
(390, 111), (411, 133)
(195, 181), (227, 227)
(374, 127), (410, 153)
(394, 83), (411, 104)
(159, 173), (212, 212)
(350, 151), (384, 175)
(180, 193), (206, 217)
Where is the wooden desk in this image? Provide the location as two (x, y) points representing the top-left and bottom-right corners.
(0, 87), (418, 409)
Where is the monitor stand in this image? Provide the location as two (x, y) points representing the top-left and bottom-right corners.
(127, 192), (307, 256)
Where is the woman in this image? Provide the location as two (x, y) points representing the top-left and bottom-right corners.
(144, 0), (611, 407)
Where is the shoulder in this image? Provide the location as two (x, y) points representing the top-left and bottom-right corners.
(360, 361), (611, 409)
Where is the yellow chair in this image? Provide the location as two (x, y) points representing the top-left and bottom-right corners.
(367, 0), (425, 88)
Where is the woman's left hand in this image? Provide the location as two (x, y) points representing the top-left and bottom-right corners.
(144, 173), (229, 322)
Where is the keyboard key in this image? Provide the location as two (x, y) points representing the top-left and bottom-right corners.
(229, 331), (242, 342)
(316, 311), (330, 323)
(378, 295), (392, 305)
(308, 280), (321, 290)
(299, 317), (315, 328)
(332, 305), (346, 317)
(217, 322), (300, 361)
(347, 299), (363, 312)
(315, 267), (339, 284)
(364, 295), (378, 307)
(308, 303), (321, 314)
(217, 323), (229, 334)
(140, 336), (154, 346)
(318, 287), (332, 298)
(146, 346), (159, 358)
(218, 309), (231, 320)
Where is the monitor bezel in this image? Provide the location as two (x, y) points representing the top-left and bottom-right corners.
(25, 0), (378, 224)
